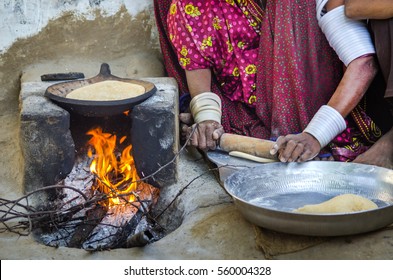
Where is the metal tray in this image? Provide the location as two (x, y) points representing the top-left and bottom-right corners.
(206, 150), (262, 183)
(223, 160), (393, 236)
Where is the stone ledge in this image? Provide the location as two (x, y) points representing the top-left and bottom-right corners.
(19, 95), (75, 193)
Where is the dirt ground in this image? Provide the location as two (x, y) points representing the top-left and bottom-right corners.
(1, 101), (393, 260)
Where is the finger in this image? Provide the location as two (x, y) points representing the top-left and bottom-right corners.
(212, 126), (224, 141)
(298, 149), (317, 162)
(211, 125), (224, 149)
(181, 123), (189, 133)
(180, 124), (188, 141)
(207, 122), (223, 150)
(278, 139), (298, 162)
(188, 125), (199, 147)
(196, 125), (208, 151)
(205, 124), (217, 150)
(287, 143), (304, 162)
(270, 136), (285, 155)
(179, 113), (193, 125)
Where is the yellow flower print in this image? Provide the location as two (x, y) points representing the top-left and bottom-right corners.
(248, 95), (257, 104)
(227, 40), (233, 52)
(201, 36), (213, 50)
(371, 122), (382, 137)
(180, 57), (190, 67)
(186, 24), (193, 33)
(245, 64), (257, 74)
(232, 67), (240, 77)
(184, 4), (201, 17)
(180, 46), (188, 57)
(213, 16), (222, 30)
(170, 33), (174, 41)
(237, 41), (245, 49)
(206, 37), (213, 47)
(176, 44), (189, 66)
(226, 0), (235, 5)
(170, 3), (177, 15)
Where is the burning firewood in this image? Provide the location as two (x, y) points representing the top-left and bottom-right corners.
(68, 205), (107, 248)
(0, 124), (216, 250)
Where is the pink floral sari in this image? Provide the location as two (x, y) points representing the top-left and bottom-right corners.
(154, 0), (383, 161)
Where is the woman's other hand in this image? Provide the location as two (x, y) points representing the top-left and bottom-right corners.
(179, 113), (224, 151)
(185, 119), (224, 151)
(270, 132), (321, 162)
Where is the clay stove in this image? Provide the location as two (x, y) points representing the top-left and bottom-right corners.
(18, 67), (180, 249)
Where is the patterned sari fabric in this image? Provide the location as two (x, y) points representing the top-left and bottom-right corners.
(154, 0), (189, 104)
(154, 0), (383, 161)
(168, 0), (262, 105)
(255, 0), (343, 138)
(330, 101), (382, 161)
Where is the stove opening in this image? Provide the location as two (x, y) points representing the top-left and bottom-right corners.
(17, 74), (180, 250)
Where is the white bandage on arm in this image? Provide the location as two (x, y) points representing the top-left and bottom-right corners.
(189, 92), (222, 124)
(316, 1), (375, 66)
(304, 105), (347, 148)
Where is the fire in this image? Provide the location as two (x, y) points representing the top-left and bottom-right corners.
(86, 127), (146, 207)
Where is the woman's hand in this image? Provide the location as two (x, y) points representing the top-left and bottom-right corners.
(188, 120), (224, 151)
(180, 113), (224, 151)
(270, 132), (321, 162)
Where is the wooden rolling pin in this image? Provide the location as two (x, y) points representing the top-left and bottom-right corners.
(218, 133), (278, 161)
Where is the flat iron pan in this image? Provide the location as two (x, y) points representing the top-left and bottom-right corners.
(224, 161), (393, 236)
(44, 63), (156, 117)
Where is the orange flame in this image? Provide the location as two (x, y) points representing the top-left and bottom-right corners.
(87, 127), (141, 207)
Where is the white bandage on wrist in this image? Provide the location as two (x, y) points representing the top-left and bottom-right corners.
(189, 92), (222, 124)
(304, 105), (346, 148)
(316, 2), (375, 66)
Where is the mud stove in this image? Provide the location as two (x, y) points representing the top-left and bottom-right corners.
(18, 66), (179, 250)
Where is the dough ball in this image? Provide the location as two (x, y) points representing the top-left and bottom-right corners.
(66, 80), (145, 101)
(294, 194), (378, 214)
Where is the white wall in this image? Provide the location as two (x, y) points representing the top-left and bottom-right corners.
(0, 0), (154, 53)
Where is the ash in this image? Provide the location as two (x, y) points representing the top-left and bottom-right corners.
(39, 157), (93, 247)
(83, 204), (138, 250)
(37, 156), (156, 250)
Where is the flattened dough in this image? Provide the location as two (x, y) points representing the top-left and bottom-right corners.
(229, 151), (278, 163)
(294, 194), (378, 214)
(66, 80), (145, 101)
